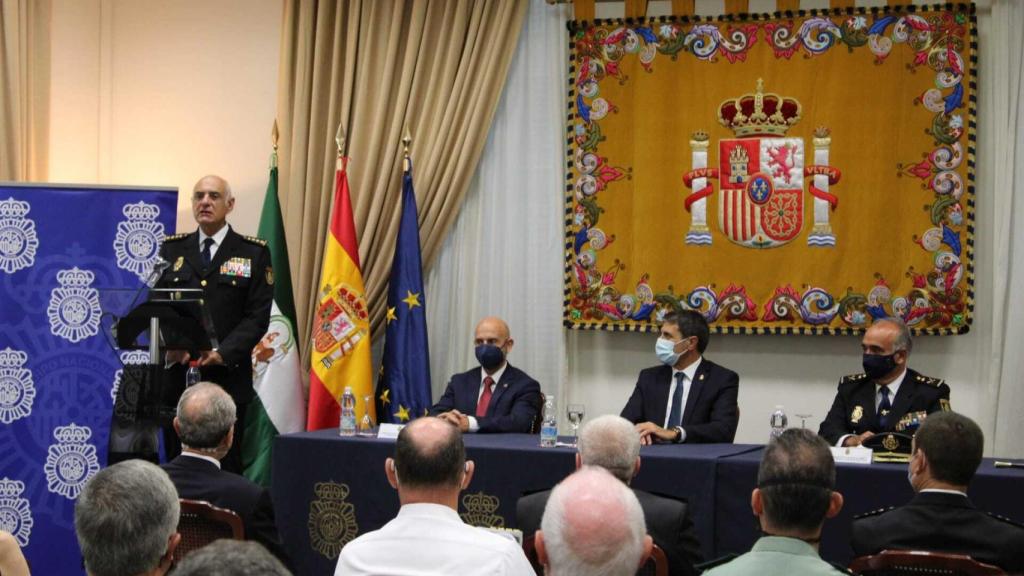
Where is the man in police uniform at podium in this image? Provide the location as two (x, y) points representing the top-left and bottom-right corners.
(157, 174), (273, 473)
(818, 317), (950, 447)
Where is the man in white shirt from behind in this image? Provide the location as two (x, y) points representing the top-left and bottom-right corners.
(335, 416), (534, 576)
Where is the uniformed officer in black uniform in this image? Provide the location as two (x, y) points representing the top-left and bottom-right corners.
(157, 174), (273, 473)
(818, 317), (950, 447)
(851, 412), (1024, 572)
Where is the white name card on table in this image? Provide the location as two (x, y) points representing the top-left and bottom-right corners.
(830, 446), (873, 465)
(377, 423), (405, 440)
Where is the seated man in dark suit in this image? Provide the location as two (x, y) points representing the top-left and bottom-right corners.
(161, 382), (290, 567)
(517, 415), (703, 576)
(818, 317), (951, 446)
(621, 310), (739, 444)
(431, 316), (540, 433)
(851, 411), (1024, 572)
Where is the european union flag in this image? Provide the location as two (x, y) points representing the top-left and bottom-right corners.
(376, 161), (431, 424)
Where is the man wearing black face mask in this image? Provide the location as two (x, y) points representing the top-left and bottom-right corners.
(818, 317), (950, 447)
(430, 317), (541, 433)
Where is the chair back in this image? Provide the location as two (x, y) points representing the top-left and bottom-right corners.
(530, 391), (546, 434)
(849, 550), (1005, 576)
(173, 499), (245, 562)
(522, 536), (667, 576)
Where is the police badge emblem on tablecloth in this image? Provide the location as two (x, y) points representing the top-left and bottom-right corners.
(0, 197), (39, 274)
(0, 478), (33, 546)
(44, 423), (100, 500)
(308, 481), (358, 559)
(0, 348), (34, 425)
(460, 491), (504, 528)
(113, 201), (166, 282)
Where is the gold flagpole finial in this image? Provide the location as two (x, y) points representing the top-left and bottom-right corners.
(335, 123), (347, 171)
(402, 129), (412, 173)
(270, 120), (279, 170)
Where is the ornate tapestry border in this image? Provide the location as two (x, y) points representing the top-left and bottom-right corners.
(562, 3), (977, 336)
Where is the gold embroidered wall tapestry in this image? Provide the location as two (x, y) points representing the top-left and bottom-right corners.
(563, 3), (976, 335)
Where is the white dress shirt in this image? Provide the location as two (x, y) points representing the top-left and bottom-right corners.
(467, 364), (507, 433)
(198, 224), (230, 262)
(179, 450), (221, 469)
(334, 503), (534, 576)
(664, 357), (702, 443)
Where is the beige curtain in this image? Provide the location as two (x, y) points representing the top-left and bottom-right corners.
(276, 0), (528, 352)
(0, 0), (49, 181)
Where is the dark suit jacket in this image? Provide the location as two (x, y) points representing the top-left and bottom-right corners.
(162, 455), (290, 566)
(156, 226), (273, 404)
(516, 487), (703, 576)
(429, 364), (541, 433)
(817, 368), (950, 445)
(851, 491), (1024, 573)
(620, 359), (739, 443)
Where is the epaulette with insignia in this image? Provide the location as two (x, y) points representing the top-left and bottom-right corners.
(162, 233), (189, 242)
(987, 512), (1024, 529)
(841, 373), (868, 383)
(853, 506), (895, 520)
(914, 373), (944, 388)
(242, 235), (267, 246)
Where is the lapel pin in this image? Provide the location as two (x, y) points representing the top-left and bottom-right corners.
(699, 374), (705, 381)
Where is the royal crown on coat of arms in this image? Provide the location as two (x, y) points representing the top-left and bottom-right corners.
(682, 79), (842, 249)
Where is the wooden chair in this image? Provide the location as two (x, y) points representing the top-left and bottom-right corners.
(522, 536), (667, 576)
(849, 550), (1005, 576)
(173, 499), (245, 562)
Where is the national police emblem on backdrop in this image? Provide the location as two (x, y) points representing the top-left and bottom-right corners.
(0, 183), (177, 575)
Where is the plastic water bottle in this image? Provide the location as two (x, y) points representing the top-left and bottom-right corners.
(540, 396), (558, 447)
(339, 387), (357, 436)
(185, 361), (201, 387)
(769, 405), (788, 441)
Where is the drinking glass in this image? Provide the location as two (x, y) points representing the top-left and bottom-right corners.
(358, 395), (375, 436)
(566, 403), (585, 446)
(795, 413), (813, 430)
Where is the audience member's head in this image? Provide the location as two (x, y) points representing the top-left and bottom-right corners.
(753, 428), (843, 544)
(576, 415), (641, 483)
(909, 411), (983, 492)
(385, 417), (473, 507)
(74, 460), (181, 576)
(174, 381), (236, 458)
(172, 540), (291, 576)
(537, 466), (652, 576)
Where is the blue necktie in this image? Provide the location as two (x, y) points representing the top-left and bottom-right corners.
(878, 386), (892, 429)
(201, 237), (214, 268)
(668, 372), (686, 428)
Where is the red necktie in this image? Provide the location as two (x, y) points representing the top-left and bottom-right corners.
(477, 376), (495, 417)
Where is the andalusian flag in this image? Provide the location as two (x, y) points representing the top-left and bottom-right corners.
(243, 153), (305, 486)
(307, 156), (375, 430)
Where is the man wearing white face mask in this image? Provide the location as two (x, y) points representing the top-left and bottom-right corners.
(621, 310), (740, 444)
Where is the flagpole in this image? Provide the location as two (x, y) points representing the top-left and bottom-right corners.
(336, 123), (347, 171)
(271, 119), (279, 170)
(402, 129), (411, 174)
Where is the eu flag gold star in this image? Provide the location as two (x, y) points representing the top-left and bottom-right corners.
(402, 290), (421, 309)
(395, 404), (411, 422)
(386, 306), (397, 324)
(379, 389), (391, 406)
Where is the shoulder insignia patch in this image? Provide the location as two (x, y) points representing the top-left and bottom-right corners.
(163, 233), (189, 242)
(853, 506), (895, 520)
(242, 235), (267, 246)
(987, 512), (1024, 529)
(914, 374), (944, 387)
(841, 373), (867, 384)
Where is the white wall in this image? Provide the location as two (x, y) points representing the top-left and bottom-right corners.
(48, 0), (281, 234)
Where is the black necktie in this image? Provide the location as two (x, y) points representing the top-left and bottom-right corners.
(201, 237), (214, 268)
(878, 385), (892, 429)
(668, 372), (685, 428)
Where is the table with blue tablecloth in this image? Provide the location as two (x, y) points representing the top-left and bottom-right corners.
(271, 430), (1024, 576)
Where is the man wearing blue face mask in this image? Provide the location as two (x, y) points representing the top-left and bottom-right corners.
(620, 310), (740, 444)
(818, 317), (951, 447)
(430, 316), (541, 433)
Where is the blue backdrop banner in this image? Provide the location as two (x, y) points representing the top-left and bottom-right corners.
(0, 183), (177, 575)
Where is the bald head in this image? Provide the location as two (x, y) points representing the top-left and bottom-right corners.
(475, 316), (511, 342)
(539, 467), (650, 576)
(175, 382), (235, 450)
(191, 174), (234, 235)
(394, 417), (466, 490)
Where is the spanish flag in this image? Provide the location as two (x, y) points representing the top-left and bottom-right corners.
(307, 156), (375, 430)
